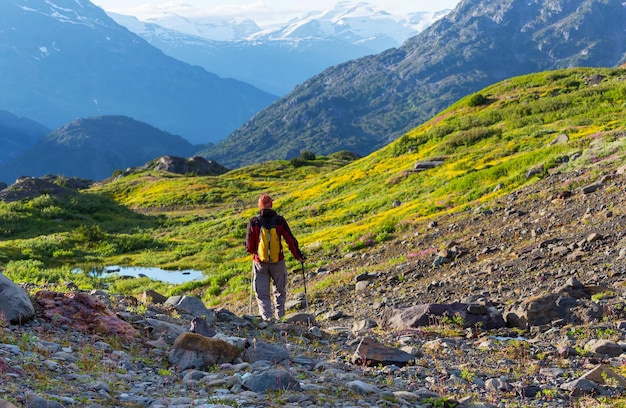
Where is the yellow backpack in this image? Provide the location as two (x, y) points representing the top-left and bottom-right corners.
(257, 215), (281, 263)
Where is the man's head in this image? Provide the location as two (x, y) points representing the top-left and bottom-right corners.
(258, 194), (273, 209)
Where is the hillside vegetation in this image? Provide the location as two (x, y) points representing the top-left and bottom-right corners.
(199, 0), (626, 168)
(1, 67), (625, 308)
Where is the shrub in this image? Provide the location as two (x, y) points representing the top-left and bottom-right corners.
(73, 224), (104, 243)
(467, 93), (488, 107)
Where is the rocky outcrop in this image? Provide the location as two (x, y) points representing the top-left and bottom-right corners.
(0, 177), (78, 203)
(33, 291), (136, 339)
(151, 155), (229, 176)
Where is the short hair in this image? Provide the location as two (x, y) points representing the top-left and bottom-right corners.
(258, 194), (273, 209)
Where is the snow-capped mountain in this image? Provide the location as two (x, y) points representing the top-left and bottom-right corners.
(108, 2), (450, 95)
(0, 0), (275, 144)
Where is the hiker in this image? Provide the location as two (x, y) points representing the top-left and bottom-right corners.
(245, 194), (305, 321)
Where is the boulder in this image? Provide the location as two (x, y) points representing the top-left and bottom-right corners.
(245, 340), (290, 364)
(34, 291), (135, 339)
(560, 378), (601, 397)
(350, 336), (416, 367)
(0, 273), (35, 324)
(584, 339), (623, 357)
(143, 318), (187, 345)
(242, 369), (301, 393)
(168, 332), (241, 371)
(164, 295), (216, 323)
(505, 293), (602, 328)
(0, 357), (24, 377)
(413, 160), (445, 171)
(0, 177), (77, 203)
(141, 289), (167, 305)
(581, 364), (626, 387)
(381, 302), (505, 331)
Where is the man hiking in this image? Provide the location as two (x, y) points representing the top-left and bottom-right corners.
(245, 194), (305, 321)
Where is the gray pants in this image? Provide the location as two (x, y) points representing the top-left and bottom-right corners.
(253, 260), (287, 320)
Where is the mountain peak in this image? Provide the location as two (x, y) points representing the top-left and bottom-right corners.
(16, 0), (109, 28)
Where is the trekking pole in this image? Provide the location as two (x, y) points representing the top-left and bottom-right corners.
(249, 267), (254, 315)
(301, 262), (309, 314)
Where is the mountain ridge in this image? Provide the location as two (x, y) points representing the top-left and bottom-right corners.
(199, 0), (626, 169)
(108, 2), (449, 95)
(0, 115), (198, 183)
(0, 0), (276, 145)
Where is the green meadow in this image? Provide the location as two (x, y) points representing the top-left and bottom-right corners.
(1, 67), (625, 309)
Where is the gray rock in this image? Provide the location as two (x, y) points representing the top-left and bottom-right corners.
(549, 133), (569, 145)
(381, 302), (505, 330)
(164, 295), (216, 323)
(413, 160), (445, 171)
(505, 294), (578, 328)
(143, 318), (187, 345)
(346, 380), (381, 395)
(485, 378), (512, 392)
(351, 336), (416, 367)
(151, 155), (229, 176)
(581, 182), (603, 194)
(25, 393), (63, 408)
(242, 369), (301, 393)
(560, 378), (601, 397)
(351, 319), (378, 334)
(580, 364), (626, 387)
(245, 341), (290, 364)
(0, 273), (35, 324)
(585, 339), (623, 357)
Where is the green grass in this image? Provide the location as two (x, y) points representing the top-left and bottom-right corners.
(1, 67), (626, 307)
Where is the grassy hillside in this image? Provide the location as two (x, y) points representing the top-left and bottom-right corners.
(1, 67), (625, 307)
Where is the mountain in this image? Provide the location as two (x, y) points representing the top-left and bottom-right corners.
(0, 116), (198, 183)
(199, 0), (626, 168)
(0, 110), (50, 165)
(0, 0), (276, 145)
(109, 3), (449, 95)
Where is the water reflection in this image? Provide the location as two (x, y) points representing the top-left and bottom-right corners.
(72, 266), (203, 284)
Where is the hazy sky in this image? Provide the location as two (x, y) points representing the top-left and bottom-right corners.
(91, 1), (462, 25)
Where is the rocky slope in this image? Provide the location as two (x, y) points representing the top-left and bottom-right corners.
(2, 156), (626, 407)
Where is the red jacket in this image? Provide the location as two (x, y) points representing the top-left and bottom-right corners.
(245, 209), (304, 263)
